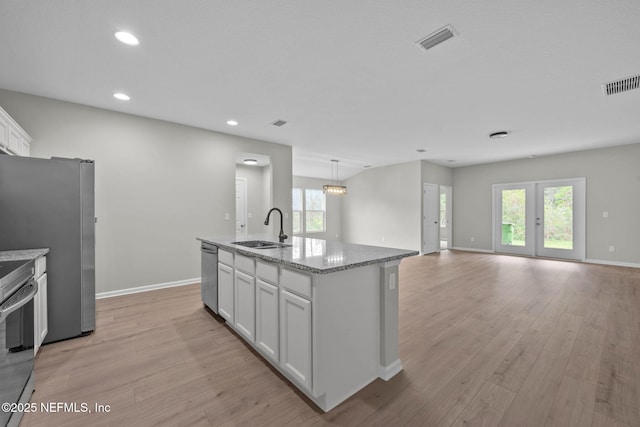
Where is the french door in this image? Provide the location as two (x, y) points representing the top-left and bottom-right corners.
(493, 178), (585, 260)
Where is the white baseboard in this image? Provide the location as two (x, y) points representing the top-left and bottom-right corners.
(450, 246), (495, 254)
(585, 259), (640, 269)
(378, 359), (403, 381)
(96, 277), (201, 299)
(447, 249), (640, 269)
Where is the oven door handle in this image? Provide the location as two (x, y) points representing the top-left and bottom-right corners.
(0, 280), (38, 322)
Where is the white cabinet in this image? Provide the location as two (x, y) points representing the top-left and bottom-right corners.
(218, 262), (234, 322)
(234, 270), (255, 342)
(256, 278), (279, 363)
(280, 289), (312, 391)
(8, 127), (22, 154)
(0, 106), (32, 156)
(214, 251), (312, 395)
(0, 113), (8, 151)
(33, 256), (48, 355)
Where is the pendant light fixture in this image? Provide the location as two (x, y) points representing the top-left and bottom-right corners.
(323, 160), (347, 195)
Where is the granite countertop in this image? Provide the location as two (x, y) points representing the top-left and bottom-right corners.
(0, 248), (50, 262)
(197, 235), (418, 274)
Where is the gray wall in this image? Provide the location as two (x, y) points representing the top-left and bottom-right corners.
(421, 161), (454, 249)
(342, 161), (421, 251)
(421, 160), (453, 187)
(0, 89), (292, 293)
(453, 143), (640, 264)
(292, 175), (343, 240)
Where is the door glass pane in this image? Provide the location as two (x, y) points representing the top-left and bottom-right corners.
(502, 189), (526, 246)
(543, 185), (573, 249)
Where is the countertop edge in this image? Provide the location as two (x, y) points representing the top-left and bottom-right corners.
(0, 248), (50, 261)
(198, 237), (418, 274)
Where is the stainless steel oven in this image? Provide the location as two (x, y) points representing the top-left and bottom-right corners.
(0, 260), (36, 427)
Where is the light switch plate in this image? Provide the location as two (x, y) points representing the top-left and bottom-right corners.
(389, 273), (396, 290)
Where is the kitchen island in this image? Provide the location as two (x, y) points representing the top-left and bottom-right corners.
(197, 236), (417, 412)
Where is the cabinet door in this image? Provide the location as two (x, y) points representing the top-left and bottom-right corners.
(218, 263), (234, 322)
(234, 270), (255, 342)
(256, 279), (279, 362)
(37, 273), (48, 345)
(0, 115), (7, 150)
(280, 289), (312, 391)
(8, 128), (21, 154)
(34, 280), (41, 355)
(33, 273), (48, 354)
(21, 139), (30, 157)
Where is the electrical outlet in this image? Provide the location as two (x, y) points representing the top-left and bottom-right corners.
(382, 236), (385, 242)
(389, 273), (397, 290)
(609, 245), (615, 252)
(470, 236), (475, 242)
(224, 213), (230, 220)
(603, 211), (609, 218)
(248, 213), (253, 219)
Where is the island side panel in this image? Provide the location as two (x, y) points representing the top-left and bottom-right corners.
(379, 260), (403, 380)
(313, 265), (380, 411)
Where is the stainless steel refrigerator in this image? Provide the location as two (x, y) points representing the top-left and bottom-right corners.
(0, 155), (95, 343)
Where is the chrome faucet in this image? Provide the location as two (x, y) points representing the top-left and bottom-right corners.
(264, 208), (288, 243)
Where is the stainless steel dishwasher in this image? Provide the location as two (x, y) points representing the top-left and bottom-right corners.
(200, 242), (218, 314)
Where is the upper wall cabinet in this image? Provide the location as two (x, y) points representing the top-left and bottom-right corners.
(0, 106), (31, 156)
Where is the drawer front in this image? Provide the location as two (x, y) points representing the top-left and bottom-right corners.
(35, 256), (47, 277)
(256, 260), (278, 284)
(218, 249), (233, 267)
(235, 254), (255, 275)
(280, 268), (312, 299)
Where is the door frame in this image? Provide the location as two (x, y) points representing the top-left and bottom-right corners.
(423, 183), (446, 255)
(440, 185), (453, 250)
(235, 177), (247, 240)
(492, 177), (586, 260)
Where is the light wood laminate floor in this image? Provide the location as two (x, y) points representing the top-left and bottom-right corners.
(21, 250), (640, 426)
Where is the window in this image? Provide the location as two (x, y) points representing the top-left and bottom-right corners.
(292, 188), (326, 234)
(292, 188), (302, 234)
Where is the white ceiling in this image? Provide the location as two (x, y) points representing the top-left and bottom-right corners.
(1, 1), (639, 180)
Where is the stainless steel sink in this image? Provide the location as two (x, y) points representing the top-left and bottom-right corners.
(232, 240), (292, 249)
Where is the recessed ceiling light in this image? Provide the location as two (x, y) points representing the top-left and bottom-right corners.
(114, 31), (139, 46)
(489, 131), (508, 139)
(113, 92), (130, 101)
(243, 159), (258, 165)
(226, 120), (238, 126)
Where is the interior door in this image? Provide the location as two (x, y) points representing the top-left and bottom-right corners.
(423, 183), (440, 254)
(494, 178), (585, 260)
(235, 178), (247, 239)
(440, 186), (452, 250)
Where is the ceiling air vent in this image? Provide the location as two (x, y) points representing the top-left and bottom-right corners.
(272, 119), (287, 127)
(603, 74), (640, 96)
(416, 25), (456, 51)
